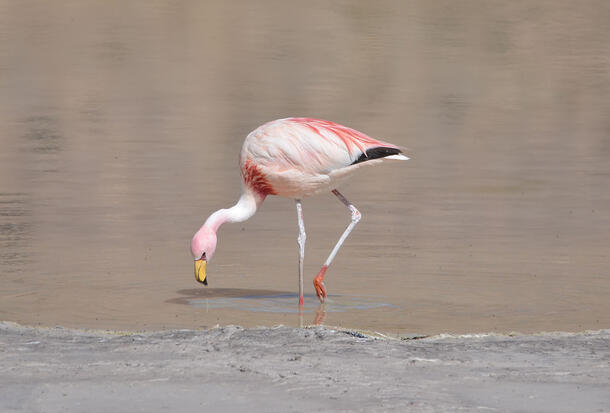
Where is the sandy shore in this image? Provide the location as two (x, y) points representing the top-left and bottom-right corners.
(1, 322), (608, 412)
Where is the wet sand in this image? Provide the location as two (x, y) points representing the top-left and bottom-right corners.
(1, 322), (609, 412)
(1, 1), (610, 335)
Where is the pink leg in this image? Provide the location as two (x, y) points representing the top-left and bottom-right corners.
(314, 189), (361, 302)
(295, 199), (305, 306)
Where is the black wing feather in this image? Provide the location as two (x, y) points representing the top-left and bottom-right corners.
(351, 147), (402, 165)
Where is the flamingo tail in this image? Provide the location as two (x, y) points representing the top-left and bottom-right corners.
(351, 147), (409, 165)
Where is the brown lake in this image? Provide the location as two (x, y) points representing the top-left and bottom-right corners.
(1, 0), (609, 335)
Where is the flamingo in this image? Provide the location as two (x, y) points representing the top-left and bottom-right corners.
(191, 118), (408, 305)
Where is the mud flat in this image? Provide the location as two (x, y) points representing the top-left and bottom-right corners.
(1, 322), (608, 412)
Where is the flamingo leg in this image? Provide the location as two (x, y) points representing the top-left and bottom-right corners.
(314, 189), (361, 302)
(295, 199), (306, 306)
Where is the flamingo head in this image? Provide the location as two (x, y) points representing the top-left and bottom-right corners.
(190, 226), (217, 285)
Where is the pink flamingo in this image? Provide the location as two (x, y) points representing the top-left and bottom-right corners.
(191, 118), (408, 305)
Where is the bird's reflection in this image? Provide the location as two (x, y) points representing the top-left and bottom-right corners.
(299, 302), (326, 327)
(314, 303), (326, 325)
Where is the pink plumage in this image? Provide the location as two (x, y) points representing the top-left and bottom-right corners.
(192, 118), (408, 305)
(289, 117), (399, 156)
(239, 117), (404, 198)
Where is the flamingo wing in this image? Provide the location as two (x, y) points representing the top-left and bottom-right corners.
(240, 118), (405, 197)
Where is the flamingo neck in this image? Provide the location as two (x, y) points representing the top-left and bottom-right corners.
(204, 187), (264, 233)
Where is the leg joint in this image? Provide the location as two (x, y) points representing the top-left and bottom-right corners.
(297, 231), (307, 248)
(349, 205), (362, 223)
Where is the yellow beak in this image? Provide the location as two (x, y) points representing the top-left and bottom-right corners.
(194, 259), (207, 285)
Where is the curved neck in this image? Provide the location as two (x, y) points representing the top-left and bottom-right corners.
(204, 187), (264, 233)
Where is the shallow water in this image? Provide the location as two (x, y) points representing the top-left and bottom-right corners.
(1, 1), (609, 334)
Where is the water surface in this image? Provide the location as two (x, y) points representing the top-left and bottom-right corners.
(1, 1), (609, 334)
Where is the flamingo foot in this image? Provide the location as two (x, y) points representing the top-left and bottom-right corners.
(313, 265), (328, 302)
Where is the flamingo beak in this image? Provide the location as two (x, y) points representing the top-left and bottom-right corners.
(194, 258), (207, 285)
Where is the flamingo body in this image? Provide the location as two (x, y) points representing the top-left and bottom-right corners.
(239, 118), (404, 198)
(191, 118), (408, 304)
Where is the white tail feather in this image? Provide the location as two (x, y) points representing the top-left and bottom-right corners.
(385, 154), (409, 161)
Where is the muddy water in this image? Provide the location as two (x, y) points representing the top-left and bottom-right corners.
(1, 1), (609, 335)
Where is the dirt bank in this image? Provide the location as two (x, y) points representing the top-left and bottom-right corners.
(1, 322), (608, 412)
